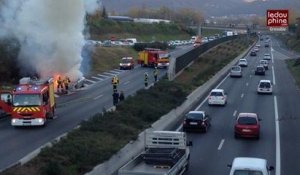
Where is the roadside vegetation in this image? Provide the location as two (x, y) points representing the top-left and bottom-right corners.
(1, 36), (256, 175)
(275, 32), (300, 88)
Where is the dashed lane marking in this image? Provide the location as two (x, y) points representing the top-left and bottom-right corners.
(218, 139), (225, 150)
(94, 94), (103, 100)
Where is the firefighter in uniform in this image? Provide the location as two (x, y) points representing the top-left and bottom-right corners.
(111, 75), (119, 90)
(144, 72), (149, 87)
(153, 67), (158, 82)
(57, 76), (63, 93)
(112, 89), (119, 106)
(63, 76), (71, 93)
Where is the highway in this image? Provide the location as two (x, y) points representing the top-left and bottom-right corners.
(179, 37), (300, 175)
(0, 44), (193, 171)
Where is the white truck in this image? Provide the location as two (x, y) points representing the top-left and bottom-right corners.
(118, 131), (191, 175)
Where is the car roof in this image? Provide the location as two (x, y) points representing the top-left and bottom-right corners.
(211, 89), (224, 93)
(188, 111), (205, 115)
(259, 80), (271, 83)
(232, 157), (267, 170)
(238, 113), (258, 118)
(239, 59), (247, 61)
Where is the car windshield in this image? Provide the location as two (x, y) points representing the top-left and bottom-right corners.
(186, 113), (204, 120)
(259, 82), (271, 88)
(232, 67), (241, 71)
(13, 94), (41, 106)
(240, 60), (246, 62)
(238, 117), (257, 125)
(121, 59), (131, 63)
(233, 170), (263, 175)
(210, 91), (223, 96)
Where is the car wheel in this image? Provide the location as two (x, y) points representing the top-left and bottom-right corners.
(204, 126), (208, 133)
(256, 134), (260, 140)
(234, 133), (239, 139)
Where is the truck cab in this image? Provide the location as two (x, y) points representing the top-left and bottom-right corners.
(11, 77), (56, 126)
(228, 157), (274, 175)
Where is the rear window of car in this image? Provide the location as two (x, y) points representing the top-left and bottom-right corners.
(186, 113), (204, 120)
(233, 170), (263, 175)
(210, 91), (223, 96)
(256, 67), (264, 71)
(238, 117), (257, 125)
(231, 67), (241, 71)
(259, 82), (271, 88)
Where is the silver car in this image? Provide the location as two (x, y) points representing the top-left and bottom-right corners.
(230, 66), (242, 77)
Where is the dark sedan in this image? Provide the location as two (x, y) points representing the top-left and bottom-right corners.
(255, 65), (265, 75)
(182, 111), (211, 133)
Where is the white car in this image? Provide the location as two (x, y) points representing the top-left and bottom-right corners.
(208, 89), (227, 106)
(257, 80), (273, 94)
(259, 60), (269, 70)
(263, 53), (271, 61)
(228, 157), (274, 175)
(230, 66), (242, 77)
(238, 59), (248, 67)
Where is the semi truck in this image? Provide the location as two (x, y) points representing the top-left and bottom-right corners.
(118, 131), (191, 175)
(138, 48), (170, 68)
(11, 77), (56, 126)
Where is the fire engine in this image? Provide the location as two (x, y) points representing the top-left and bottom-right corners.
(0, 86), (13, 116)
(138, 48), (170, 68)
(11, 77), (56, 126)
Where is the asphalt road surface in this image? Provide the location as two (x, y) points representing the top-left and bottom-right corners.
(178, 37), (300, 175)
(0, 45), (193, 171)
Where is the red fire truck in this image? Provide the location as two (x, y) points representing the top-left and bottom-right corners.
(0, 86), (13, 117)
(11, 77), (56, 126)
(138, 48), (170, 68)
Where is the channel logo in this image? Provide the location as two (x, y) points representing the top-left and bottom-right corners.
(266, 9), (288, 31)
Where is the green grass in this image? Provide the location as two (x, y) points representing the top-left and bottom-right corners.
(286, 59), (300, 88)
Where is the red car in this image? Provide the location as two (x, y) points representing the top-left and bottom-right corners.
(234, 113), (260, 139)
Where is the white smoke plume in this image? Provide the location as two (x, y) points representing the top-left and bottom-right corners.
(0, 0), (101, 81)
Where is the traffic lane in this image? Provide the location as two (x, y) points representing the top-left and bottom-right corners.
(186, 58), (276, 174)
(272, 50), (300, 175)
(0, 66), (167, 170)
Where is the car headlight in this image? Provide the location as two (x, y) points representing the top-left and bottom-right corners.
(38, 119), (43, 123)
(12, 119), (17, 123)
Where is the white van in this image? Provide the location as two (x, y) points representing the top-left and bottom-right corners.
(126, 38), (137, 45)
(257, 80), (273, 94)
(228, 157), (274, 175)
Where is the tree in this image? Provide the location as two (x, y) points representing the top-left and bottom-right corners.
(101, 6), (107, 19)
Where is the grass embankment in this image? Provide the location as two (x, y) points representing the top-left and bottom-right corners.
(275, 33), (300, 52)
(175, 36), (256, 92)
(286, 59), (300, 88)
(2, 36), (256, 175)
(275, 33), (300, 88)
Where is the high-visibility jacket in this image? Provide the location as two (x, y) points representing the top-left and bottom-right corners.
(112, 77), (119, 85)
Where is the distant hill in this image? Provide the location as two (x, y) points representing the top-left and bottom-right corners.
(101, 0), (300, 17)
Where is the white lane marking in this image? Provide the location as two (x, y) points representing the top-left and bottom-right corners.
(54, 94), (60, 98)
(176, 125), (182, 131)
(272, 66), (276, 86)
(123, 81), (130, 85)
(97, 74), (109, 78)
(250, 75), (252, 78)
(94, 94), (103, 100)
(85, 79), (96, 83)
(91, 76), (103, 81)
(271, 47), (274, 63)
(195, 74), (229, 110)
(233, 110), (237, 117)
(103, 72), (116, 76)
(241, 93), (244, 98)
(274, 96), (281, 175)
(246, 82), (249, 86)
(217, 139), (225, 150)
